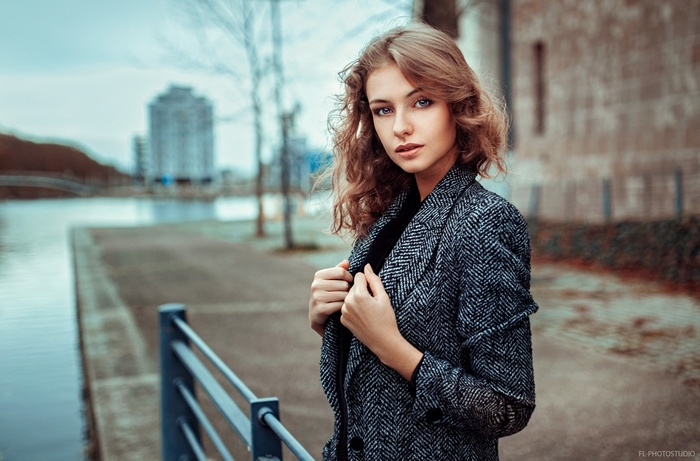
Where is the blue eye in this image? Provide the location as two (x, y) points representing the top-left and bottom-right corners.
(415, 98), (432, 108)
(373, 107), (392, 116)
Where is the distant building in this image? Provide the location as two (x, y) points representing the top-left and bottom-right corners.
(267, 136), (332, 194)
(132, 134), (148, 184)
(306, 148), (333, 188)
(267, 136), (307, 193)
(148, 85), (215, 184)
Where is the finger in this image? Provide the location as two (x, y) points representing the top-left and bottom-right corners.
(314, 278), (351, 292)
(315, 266), (352, 284)
(352, 272), (369, 295)
(341, 270), (354, 283)
(334, 260), (353, 283)
(319, 301), (344, 315)
(310, 281), (348, 299)
(340, 262), (354, 282)
(314, 289), (349, 304)
(337, 259), (350, 270)
(340, 303), (353, 329)
(363, 264), (387, 298)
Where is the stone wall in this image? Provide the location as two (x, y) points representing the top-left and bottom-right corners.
(509, 0), (700, 222)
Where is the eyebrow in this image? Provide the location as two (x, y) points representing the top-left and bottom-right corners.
(368, 87), (423, 105)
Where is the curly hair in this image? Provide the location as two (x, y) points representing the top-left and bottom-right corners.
(326, 22), (509, 238)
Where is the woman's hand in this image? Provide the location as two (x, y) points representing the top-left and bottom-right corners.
(309, 259), (353, 336)
(341, 264), (423, 380)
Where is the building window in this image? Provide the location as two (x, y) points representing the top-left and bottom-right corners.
(534, 40), (546, 134)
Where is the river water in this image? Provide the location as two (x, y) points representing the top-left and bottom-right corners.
(0, 196), (261, 461)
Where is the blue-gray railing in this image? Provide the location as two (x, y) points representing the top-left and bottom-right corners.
(159, 303), (315, 461)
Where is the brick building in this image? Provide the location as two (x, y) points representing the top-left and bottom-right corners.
(452, 0), (700, 222)
(510, 0), (700, 222)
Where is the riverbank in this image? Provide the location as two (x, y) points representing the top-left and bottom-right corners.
(74, 215), (700, 460)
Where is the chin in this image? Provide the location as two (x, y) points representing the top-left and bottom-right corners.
(391, 159), (423, 174)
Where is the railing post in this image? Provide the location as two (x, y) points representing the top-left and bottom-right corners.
(160, 303), (200, 460)
(528, 183), (541, 222)
(603, 178), (612, 222)
(675, 167), (683, 219)
(251, 398), (283, 461)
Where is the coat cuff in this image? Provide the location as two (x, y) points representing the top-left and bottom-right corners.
(410, 352), (454, 426)
(409, 354), (425, 397)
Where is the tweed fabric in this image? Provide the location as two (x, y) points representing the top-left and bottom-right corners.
(319, 163), (538, 461)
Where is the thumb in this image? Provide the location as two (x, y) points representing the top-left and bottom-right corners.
(363, 264), (387, 298)
(337, 259), (350, 270)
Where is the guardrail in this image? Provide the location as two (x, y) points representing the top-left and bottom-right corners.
(159, 303), (315, 461)
(0, 174), (97, 196)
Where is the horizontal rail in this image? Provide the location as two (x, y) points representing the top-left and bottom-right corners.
(258, 409), (315, 461)
(171, 340), (252, 447)
(172, 315), (258, 403)
(176, 380), (234, 461)
(179, 420), (208, 461)
(161, 304), (314, 461)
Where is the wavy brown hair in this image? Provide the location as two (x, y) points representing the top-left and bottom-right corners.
(326, 22), (508, 238)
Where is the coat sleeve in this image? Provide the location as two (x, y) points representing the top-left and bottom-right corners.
(410, 198), (538, 438)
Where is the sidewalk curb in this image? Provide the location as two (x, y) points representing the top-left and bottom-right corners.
(73, 227), (160, 461)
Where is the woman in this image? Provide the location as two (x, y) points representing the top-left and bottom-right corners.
(309, 23), (538, 461)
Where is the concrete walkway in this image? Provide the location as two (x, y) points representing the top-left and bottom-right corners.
(73, 216), (700, 461)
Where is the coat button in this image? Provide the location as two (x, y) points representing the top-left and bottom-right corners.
(349, 436), (364, 453)
(426, 408), (443, 424)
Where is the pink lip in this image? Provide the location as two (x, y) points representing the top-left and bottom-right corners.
(395, 143), (423, 157)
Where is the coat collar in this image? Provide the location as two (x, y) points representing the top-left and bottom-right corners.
(348, 162), (477, 273)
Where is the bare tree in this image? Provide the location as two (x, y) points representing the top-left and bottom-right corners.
(165, 0), (269, 237)
(163, 0), (417, 243)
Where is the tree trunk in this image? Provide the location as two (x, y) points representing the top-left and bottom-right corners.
(418, 0), (459, 38)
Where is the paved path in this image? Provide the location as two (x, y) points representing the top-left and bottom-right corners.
(73, 216), (700, 461)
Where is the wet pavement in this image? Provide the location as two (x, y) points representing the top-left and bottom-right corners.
(73, 214), (700, 460)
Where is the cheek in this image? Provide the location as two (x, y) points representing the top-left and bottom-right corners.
(438, 114), (457, 145)
(373, 120), (393, 148)
(446, 123), (457, 146)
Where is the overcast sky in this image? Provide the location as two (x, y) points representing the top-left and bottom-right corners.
(0, 0), (413, 175)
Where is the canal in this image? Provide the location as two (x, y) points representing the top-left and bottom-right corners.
(0, 196), (261, 461)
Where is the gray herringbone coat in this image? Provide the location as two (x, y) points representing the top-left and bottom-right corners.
(320, 164), (538, 460)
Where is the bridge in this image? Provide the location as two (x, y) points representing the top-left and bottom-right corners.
(0, 173), (100, 196)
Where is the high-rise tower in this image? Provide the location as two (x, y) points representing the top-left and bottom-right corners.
(148, 85), (214, 184)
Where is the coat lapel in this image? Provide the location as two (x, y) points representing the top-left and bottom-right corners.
(345, 164), (476, 385)
(380, 164), (475, 312)
(338, 188), (409, 390)
(346, 188), (410, 275)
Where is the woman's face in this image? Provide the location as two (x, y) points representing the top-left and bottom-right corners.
(366, 64), (458, 198)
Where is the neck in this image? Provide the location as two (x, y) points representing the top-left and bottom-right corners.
(415, 161), (457, 201)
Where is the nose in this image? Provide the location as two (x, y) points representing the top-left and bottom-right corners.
(393, 110), (413, 137)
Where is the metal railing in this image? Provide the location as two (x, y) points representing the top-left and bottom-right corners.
(159, 303), (315, 461)
(517, 166), (697, 223)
